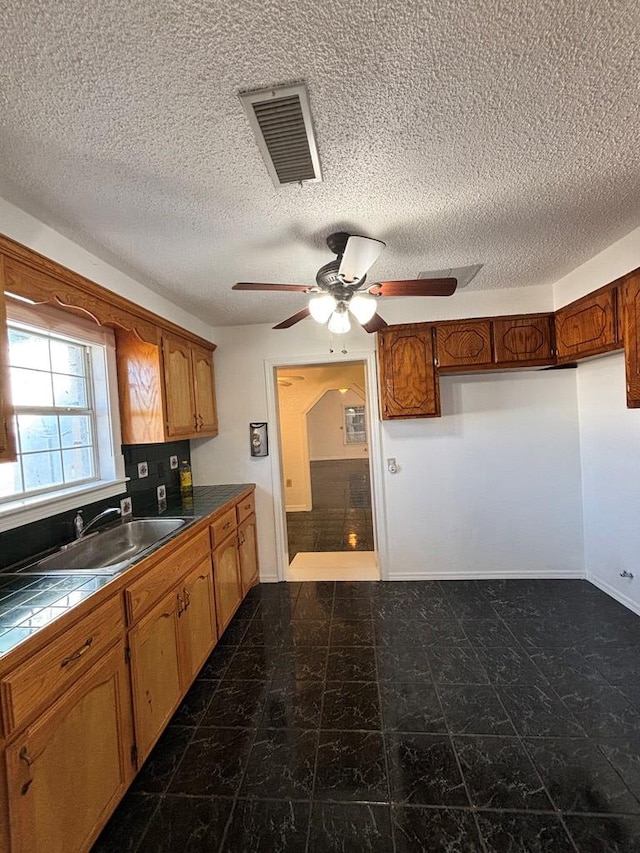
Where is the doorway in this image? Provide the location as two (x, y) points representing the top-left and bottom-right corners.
(274, 360), (380, 582)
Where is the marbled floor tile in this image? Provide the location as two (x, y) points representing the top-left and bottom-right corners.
(315, 731), (389, 803)
(327, 645), (378, 681)
(453, 735), (551, 811)
(427, 644), (490, 685)
(497, 684), (585, 737)
(308, 803), (392, 853)
(200, 679), (269, 728)
(261, 680), (324, 729)
(240, 728), (318, 800)
(376, 646), (433, 682)
(330, 618), (375, 646)
(475, 811), (575, 853)
(222, 646), (279, 681)
(170, 679), (218, 727)
(473, 646), (548, 686)
(273, 646), (328, 681)
(130, 726), (195, 794)
(504, 618), (582, 648)
(553, 681), (640, 738)
(371, 596), (453, 621)
(240, 618), (290, 647)
(332, 597), (373, 619)
(598, 739), (640, 801)
(583, 646), (640, 685)
(386, 733), (469, 807)
(91, 793), (159, 853)
(289, 620), (331, 646)
(322, 681), (382, 730)
(528, 647), (608, 685)
(168, 727), (254, 796)
(458, 618), (519, 648)
(525, 737), (640, 814)
(197, 643), (237, 679)
(392, 806), (483, 853)
(617, 682), (640, 713)
(222, 799), (310, 853)
(334, 581), (378, 598)
(375, 617), (466, 650)
(564, 814), (640, 853)
(136, 795), (233, 853)
(437, 685), (516, 736)
(217, 618), (251, 645)
(381, 682), (446, 733)
(292, 596), (334, 620)
(297, 581), (335, 601)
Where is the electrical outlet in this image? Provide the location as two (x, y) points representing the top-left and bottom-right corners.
(170, 455), (178, 470)
(286, 478), (292, 487)
(120, 496), (132, 517)
(387, 458), (398, 474)
(137, 461), (148, 478)
(157, 484), (166, 502)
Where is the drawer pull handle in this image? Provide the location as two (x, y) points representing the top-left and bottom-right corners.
(183, 587), (191, 610)
(177, 592), (184, 616)
(19, 747), (33, 767)
(60, 637), (93, 668)
(21, 780), (33, 796)
(244, 503), (251, 509)
(223, 521), (231, 530)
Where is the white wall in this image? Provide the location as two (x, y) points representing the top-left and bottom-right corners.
(553, 225), (640, 613)
(308, 389), (368, 462)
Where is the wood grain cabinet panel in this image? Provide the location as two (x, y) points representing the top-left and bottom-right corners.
(377, 325), (440, 419)
(5, 641), (134, 853)
(622, 271), (640, 408)
(192, 344), (218, 436)
(0, 260), (16, 462)
(435, 320), (492, 369)
(555, 288), (619, 362)
(177, 558), (217, 686)
(212, 532), (243, 635)
(492, 314), (555, 366)
(162, 333), (198, 438)
(238, 514), (259, 595)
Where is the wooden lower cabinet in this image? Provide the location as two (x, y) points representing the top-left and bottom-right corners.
(4, 641), (134, 853)
(213, 533), (242, 635)
(238, 514), (259, 595)
(177, 558), (218, 685)
(128, 588), (182, 763)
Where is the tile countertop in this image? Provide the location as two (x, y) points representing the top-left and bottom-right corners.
(0, 484), (253, 657)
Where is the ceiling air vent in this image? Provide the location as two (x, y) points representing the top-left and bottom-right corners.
(239, 83), (322, 187)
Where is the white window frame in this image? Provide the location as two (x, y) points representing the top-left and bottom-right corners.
(0, 299), (127, 532)
(343, 403), (367, 445)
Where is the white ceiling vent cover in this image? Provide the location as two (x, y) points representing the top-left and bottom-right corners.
(239, 83), (322, 187)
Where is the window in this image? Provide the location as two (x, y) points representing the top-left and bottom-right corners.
(0, 299), (126, 529)
(344, 404), (366, 444)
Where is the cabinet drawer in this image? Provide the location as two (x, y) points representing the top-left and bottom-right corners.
(236, 493), (255, 524)
(1, 594), (124, 735)
(211, 507), (237, 547)
(126, 528), (210, 624)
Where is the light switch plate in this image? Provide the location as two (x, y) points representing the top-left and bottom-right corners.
(170, 455), (178, 470)
(138, 461), (149, 478)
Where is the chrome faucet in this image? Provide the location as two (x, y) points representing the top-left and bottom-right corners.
(75, 507), (122, 539)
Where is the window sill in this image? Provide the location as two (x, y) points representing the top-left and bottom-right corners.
(0, 478), (129, 533)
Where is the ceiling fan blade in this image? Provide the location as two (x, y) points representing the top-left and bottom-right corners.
(338, 236), (386, 283)
(233, 282), (314, 292)
(272, 307), (311, 329)
(361, 312), (388, 333)
(368, 277), (457, 297)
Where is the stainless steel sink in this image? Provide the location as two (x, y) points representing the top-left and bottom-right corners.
(14, 517), (192, 576)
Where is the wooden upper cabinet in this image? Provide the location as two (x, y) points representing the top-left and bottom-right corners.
(377, 324), (440, 419)
(492, 314), (555, 366)
(192, 344), (218, 436)
(163, 333), (198, 438)
(622, 271), (640, 408)
(555, 286), (620, 362)
(0, 260), (16, 462)
(435, 319), (492, 370)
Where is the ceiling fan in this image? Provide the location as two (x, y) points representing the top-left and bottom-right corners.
(232, 232), (457, 333)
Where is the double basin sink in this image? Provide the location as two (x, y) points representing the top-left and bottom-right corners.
(11, 517), (192, 577)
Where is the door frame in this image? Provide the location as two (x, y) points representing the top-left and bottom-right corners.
(264, 350), (389, 582)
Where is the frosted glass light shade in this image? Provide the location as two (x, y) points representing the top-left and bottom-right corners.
(327, 309), (351, 334)
(349, 293), (377, 323)
(308, 293), (337, 323)
(338, 235), (386, 283)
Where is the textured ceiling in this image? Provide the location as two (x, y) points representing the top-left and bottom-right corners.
(0, 0), (639, 327)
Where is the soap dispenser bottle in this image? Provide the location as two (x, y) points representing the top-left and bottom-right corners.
(179, 460), (193, 499)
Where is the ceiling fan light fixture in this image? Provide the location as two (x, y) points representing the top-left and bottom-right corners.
(338, 235), (386, 283)
(348, 293), (377, 323)
(327, 305), (351, 334)
(308, 293), (337, 323)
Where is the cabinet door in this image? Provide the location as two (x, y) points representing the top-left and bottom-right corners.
(377, 325), (440, 419)
(0, 260), (16, 461)
(129, 589), (182, 762)
(5, 641), (134, 853)
(212, 534), (242, 636)
(177, 557), (217, 685)
(435, 320), (492, 369)
(555, 288), (619, 362)
(162, 333), (197, 438)
(492, 314), (555, 366)
(238, 514), (259, 595)
(115, 328), (166, 444)
(192, 344), (218, 436)
(622, 271), (640, 408)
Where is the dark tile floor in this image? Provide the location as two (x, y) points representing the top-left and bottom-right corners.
(286, 460), (374, 559)
(93, 579), (640, 852)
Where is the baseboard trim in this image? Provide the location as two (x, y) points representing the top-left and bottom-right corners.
(387, 570), (586, 581)
(587, 574), (640, 617)
(258, 573), (280, 584)
(285, 504), (311, 513)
